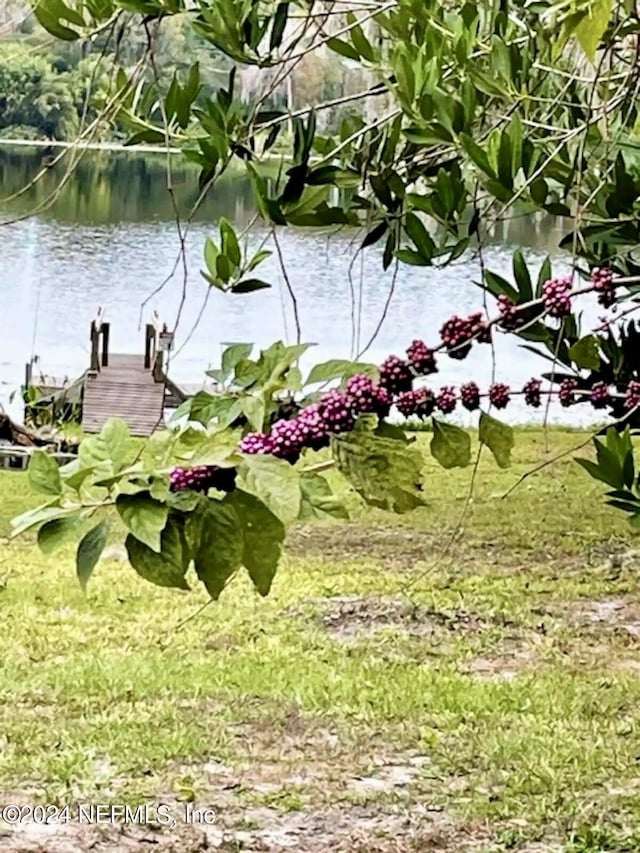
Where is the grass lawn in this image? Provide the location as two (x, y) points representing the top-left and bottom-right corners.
(1, 428), (640, 852)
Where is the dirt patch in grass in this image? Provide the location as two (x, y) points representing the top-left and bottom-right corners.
(0, 803), (492, 852)
(286, 524), (443, 568)
(287, 594), (489, 641)
(563, 596), (640, 637)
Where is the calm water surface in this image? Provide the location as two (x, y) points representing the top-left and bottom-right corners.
(0, 147), (601, 425)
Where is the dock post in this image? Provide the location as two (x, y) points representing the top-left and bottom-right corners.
(90, 322), (100, 372)
(101, 323), (110, 367)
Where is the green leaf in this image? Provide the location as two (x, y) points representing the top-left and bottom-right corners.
(231, 490), (285, 596)
(300, 473), (350, 520)
(404, 212), (435, 261)
(11, 503), (78, 538)
(569, 335), (601, 370)
(238, 454), (301, 524)
(575, 0), (611, 61)
(76, 520), (109, 591)
(28, 451), (62, 496)
(78, 418), (133, 476)
(125, 516), (191, 591)
(327, 36), (360, 61)
(269, 2), (289, 51)
(186, 500), (244, 599)
(512, 250), (533, 301)
(241, 396), (266, 432)
(479, 412), (514, 469)
(116, 493), (168, 552)
(219, 219), (241, 268)
(430, 419), (471, 469)
(37, 516), (81, 555)
(306, 359), (378, 386)
(331, 431), (425, 513)
(204, 237), (219, 276)
(221, 343), (253, 380)
(231, 278), (271, 293)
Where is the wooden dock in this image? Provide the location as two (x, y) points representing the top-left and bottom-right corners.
(25, 316), (192, 438)
(82, 354), (166, 437)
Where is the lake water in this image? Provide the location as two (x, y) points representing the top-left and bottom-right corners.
(0, 146), (602, 426)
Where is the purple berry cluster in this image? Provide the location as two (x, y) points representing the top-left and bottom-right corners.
(591, 267), (615, 308)
(468, 312), (492, 344)
(346, 374), (391, 417)
(542, 277), (573, 317)
(523, 378), (542, 408)
(439, 316), (473, 359)
(625, 381), (640, 410)
(406, 339), (437, 375)
(489, 383), (511, 409)
(170, 465), (237, 493)
(297, 403), (330, 450)
(379, 355), (413, 394)
(590, 381), (610, 409)
(558, 379), (577, 407)
(319, 390), (357, 434)
(460, 382), (480, 411)
(437, 386), (457, 413)
(394, 388), (435, 418)
(497, 295), (521, 330)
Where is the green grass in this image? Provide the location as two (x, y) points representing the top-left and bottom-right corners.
(1, 428), (639, 851)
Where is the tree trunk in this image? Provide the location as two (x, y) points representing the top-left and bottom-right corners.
(0, 415), (51, 447)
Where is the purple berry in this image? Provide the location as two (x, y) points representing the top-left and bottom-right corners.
(590, 381), (610, 409)
(239, 432), (276, 455)
(542, 277), (572, 317)
(440, 315), (472, 359)
(468, 312), (492, 344)
(591, 267), (615, 308)
(346, 374), (391, 418)
(460, 382), (480, 411)
(489, 382), (510, 409)
(523, 378), (542, 408)
(318, 390), (357, 434)
(497, 295), (521, 330)
(297, 404), (330, 451)
(394, 388), (435, 418)
(169, 464), (236, 493)
(406, 339), (437, 375)
(270, 418), (306, 462)
(625, 380), (640, 410)
(379, 355), (413, 394)
(436, 386), (457, 414)
(558, 379), (578, 407)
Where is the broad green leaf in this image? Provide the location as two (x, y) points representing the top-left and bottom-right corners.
(116, 493), (168, 552)
(28, 451), (62, 496)
(221, 342), (253, 379)
(331, 431), (425, 513)
(327, 36), (360, 61)
(430, 419), (471, 469)
(125, 516), (191, 590)
(242, 395), (266, 432)
(186, 500), (243, 599)
(479, 412), (514, 469)
(76, 520), (109, 591)
(11, 503), (78, 538)
(79, 418), (133, 476)
(575, 0), (611, 61)
(238, 454), (301, 524)
(37, 515), (81, 555)
(300, 473), (350, 520)
(404, 212), (435, 261)
(220, 218), (241, 267)
(306, 359), (378, 386)
(230, 490), (285, 596)
(204, 237), (219, 277)
(569, 335), (601, 370)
